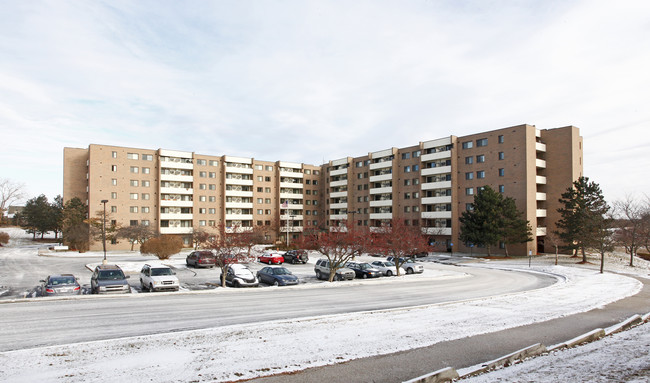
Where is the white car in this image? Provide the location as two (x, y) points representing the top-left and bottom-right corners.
(371, 260), (406, 276)
(222, 264), (259, 287)
(140, 264), (180, 292)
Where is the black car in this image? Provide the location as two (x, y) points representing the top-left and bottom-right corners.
(283, 250), (309, 264)
(256, 266), (299, 286)
(91, 265), (131, 294)
(345, 262), (382, 279)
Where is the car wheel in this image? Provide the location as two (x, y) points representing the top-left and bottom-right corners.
(335, 274), (342, 281)
(149, 284), (154, 292)
(387, 270), (393, 276)
(141, 281), (147, 291)
(316, 270), (322, 280)
(407, 267), (413, 274)
(273, 280), (279, 287)
(233, 280), (240, 288)
(362, 273), (368, 279)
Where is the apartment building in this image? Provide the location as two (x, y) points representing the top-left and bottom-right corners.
(63, 124), (582, 255)
(63, 145), (323, 250)
(323, 124), (582, 256)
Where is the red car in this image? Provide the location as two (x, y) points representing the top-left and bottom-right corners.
(186, 251), (216, 268)
(258, 252), (284, 265)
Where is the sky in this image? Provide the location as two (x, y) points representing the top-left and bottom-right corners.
(1, 0), (649, 204)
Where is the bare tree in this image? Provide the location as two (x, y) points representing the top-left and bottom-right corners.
(0, 178), (25, 223)
(192, 226), (211, 249)
(119, 224), (155, 251)
(370, 219), (431, 276)
(613, 196), (648, 267)
(545, 230), (562, 265)
(0, 231), (9, 246)
(208, 223), (256, 287)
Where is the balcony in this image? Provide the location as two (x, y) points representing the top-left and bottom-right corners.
(160, 227), (193, 234)
(536, 227), (547, 236)
(329, 180), (347, 188)
(160, 173), (193, 182)
(369, 160), (393, 170)
(160, 200), (193, 207)
(421, 196), (452, 204)
(536, 142), (546, 152)
(330, 214), (347, 220)
(280, 181), (304, 189)
(280, 214), (304, 221)
(225, 202), (253, 209)
(160, 187), (193, 195)
(369, 199), (392, 207)
(536, 209), (547, 217)
(330, 202), (348, 209)
(280, 226), (304, 233)
(225, 178), (253, 186)
(421, 227), (452, 236)
(536, 176), (547, 184)
(160, 213), (193, 220)
(225, 190), (253, 198)
(369, 212), (393, 220)
(225, 165), (253, 175)
(421, 166), (452, 176)
(421, 211), (452, 219)
(369, 173), (392, 182)
(225, 213), (254, 221)
(329, 168), (348, 176)
(536, 192), (547, 201)
(329, 191), (347, 198)
(160, 161), (193, 170)
(280, 192), (304, 200)
(536, 159), (546, 168)
(280, 170), (304, 178)
(421, 181), (452, 190)
(369, 186), (393, 195)
(421, 151), (451, 162)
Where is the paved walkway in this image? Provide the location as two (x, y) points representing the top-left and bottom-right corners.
(249, 275), (650, 383)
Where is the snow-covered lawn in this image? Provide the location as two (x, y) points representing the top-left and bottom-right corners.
(0, 265), (642, 382)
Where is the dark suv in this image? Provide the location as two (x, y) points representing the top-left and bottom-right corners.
(283, 250), (309, 264)
(91, 265), (131, 294)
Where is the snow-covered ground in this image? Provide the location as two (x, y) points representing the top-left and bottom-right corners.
(1, 227), (649, 382)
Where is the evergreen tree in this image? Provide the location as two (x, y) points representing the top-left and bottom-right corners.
(459, 186), (503, 256)
(50, 195), (64, 240)
(22, 195), (53, 238)
(62, 197), (90, 251)
(555, 176), (609, 263)
(501, 197), (533, 257)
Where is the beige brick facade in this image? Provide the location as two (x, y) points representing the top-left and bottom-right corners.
(63, 124), (582, 254)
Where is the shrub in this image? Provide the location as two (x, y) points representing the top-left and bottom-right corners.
(0, 231), (9, 246)
(140, 235), (183, 260)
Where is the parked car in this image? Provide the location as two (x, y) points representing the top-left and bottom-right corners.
(186, 250), (216, 268)
(346, 262), (382, 279)
(370, 260), (406, 276)
(283, 249), (309, 264)
(256, 266), (299, 286)
(39, 274), (81, 296)
(314, 259), (355, 281)
(258, 252), (284, 265)
(221, 264), (259, 287)
(385, 256), (424, 274)
(91, 265), (131, 294)
(140, 264), (180, 292)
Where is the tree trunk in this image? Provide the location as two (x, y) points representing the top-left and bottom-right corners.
(600, 250), (605, 274)
(630, 251), (635, 267)
(504, 243), (509, 257)
(581, 246), (587, 263)
(555, 246), (559, 265)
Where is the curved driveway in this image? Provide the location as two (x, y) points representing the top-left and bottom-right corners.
(0, 264), (555, 352)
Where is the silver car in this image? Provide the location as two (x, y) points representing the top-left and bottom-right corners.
(370, 260), (406, 276)
(39, 274), (81, 296)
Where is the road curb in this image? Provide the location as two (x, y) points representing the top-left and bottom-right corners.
(404, 312), (650, 383)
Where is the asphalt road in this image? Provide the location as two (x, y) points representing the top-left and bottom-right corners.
(0, 264), (555, 352)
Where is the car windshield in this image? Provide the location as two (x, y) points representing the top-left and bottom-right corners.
(273, 268), (290, 275)
(359, 263), (372, 270)
(151, 268), (172, 276)
(50, 277), (76, 285)
(385, 261), (395, 267)
(98, 270), (125, 280)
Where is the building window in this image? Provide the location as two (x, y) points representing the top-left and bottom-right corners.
(265, 166), (273, 171)
(265, 176), (271, 182)
(305, 169), (311, 174)
(257, 198), (263, 203)
(199, 196), (206, 202)
(130, 180), (139, 187)
(265, 187), (271, 193)
(499, 185), (505, 193)
(199, 220), (206, 226)
(142, 180), (150, 187)
(209, 208), (216, 214)
(257, 209), (263, 214)
(404, 179), (411, 186)
(199, 208), (206, 214)
(265, 198), (271, 204)
(142, 193), (150, 200)
(209, 160), (218, 166)
(477, 171), (485, 179)
(127, 153), (139, 160)
(313, 180), (318, 185)
(413, 206), (420, 212)
(255, 164), (263, 170)
(306, 190), (311, 195)
(197, 159), (207, 165)
(401, 153), (410, 159)
(476, 155), (485, 163)
(142, 167), (150, 174)
(314, 190), (318, 195)
(130, 220), (138, 226)
(498, 135), (504, 144)
(265, 209), (271, 215)
(200, 171), (206, 178)
(499, 168), (505, 177)
(257, 187), (263, 192)
(130, 166), (139, 173)
(130, 206), (138, 213)
(404, 166), (411, 173)
(209, 196), (216, 202)
(142, 154), (153, 161)
(465, 172), (474, 180)
(413, 150), (421, 158)
(404, 192), (411, 199)
(413, 164), (419, 171)
(477, 138), (488, 147)
(413, 192), (419, 198)
(112, 151), (117, 158)
(465, 156), (473, 165)
(313, 200), (318, 205)
(199, 184), (206, 190)
(462, 141), (473, 149)
(111, 165), (117, 172)
(498, 152), (505, 160)
(130, 193), (138, 200)
(111, 179), (117, 186)
(209, 184), (216, 190)
(141, 220), (150, 226)
(404, 206), (410, 213)
(356, 161), (363, 167)
(111, 192), (117, 199)
(414, 178), (419, 185)
(111, 206), (117, 213)
(142, 207), (150, 213)
(466, 188), (474, 195)
(466, 203), (474, 211)
(209, 172), (216, 178)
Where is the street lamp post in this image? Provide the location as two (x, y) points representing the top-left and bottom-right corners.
(288, 215), (295, 247)
(101, 199), (108, 264)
